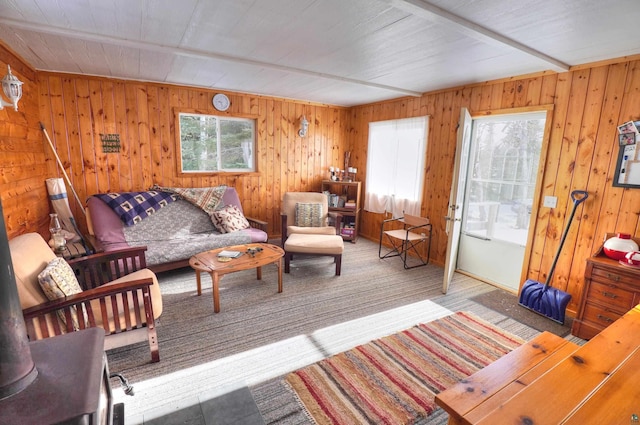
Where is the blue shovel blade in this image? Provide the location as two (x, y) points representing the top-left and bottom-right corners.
(518, 279), (572, 325)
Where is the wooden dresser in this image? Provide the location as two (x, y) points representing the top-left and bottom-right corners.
(571, 236), (640, 340)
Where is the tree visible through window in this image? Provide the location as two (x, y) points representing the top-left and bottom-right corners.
(463, 112), (545, 242)
(364, 116), (428, 218)
(178, 112), (255, 173)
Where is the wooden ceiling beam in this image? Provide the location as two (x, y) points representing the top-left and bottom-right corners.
(382, 0), (570, 72)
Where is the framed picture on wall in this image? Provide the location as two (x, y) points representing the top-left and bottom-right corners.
(619, 132), (636, 146)
(617, 120), (639, 135)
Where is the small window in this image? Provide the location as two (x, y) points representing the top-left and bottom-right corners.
(176, 111), (255, 173)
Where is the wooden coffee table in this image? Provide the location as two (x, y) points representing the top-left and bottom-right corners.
(189, 243), (284, 313)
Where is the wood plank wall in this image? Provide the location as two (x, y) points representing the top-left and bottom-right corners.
(349, 58), (640, 315)
(2, 34), (640, 317)
(36, 72), (349, 237)
(0, 42), (55, 239)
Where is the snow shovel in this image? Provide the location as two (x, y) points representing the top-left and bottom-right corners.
(518, 190), (589, 324)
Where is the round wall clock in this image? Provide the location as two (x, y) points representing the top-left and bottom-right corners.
(212, 93), (230, 111)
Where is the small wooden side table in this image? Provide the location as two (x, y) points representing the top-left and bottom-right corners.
(189, 243), (284, 313)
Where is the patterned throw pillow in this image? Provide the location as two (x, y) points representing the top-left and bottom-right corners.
(211, 205), (250, 233)
(37, 257), (84, 330)
(295, 203), (324, 227)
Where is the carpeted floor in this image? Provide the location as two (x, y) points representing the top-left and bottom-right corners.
(283, 311), (525, 425)
(107, 238), (584, 424)
(470, 289), (573, 337)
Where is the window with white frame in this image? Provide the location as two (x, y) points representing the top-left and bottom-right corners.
(176, 111), (255, 173)
(364, 116), (428, 218)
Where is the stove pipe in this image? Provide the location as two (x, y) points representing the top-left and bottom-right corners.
(0, 198), (38, 399)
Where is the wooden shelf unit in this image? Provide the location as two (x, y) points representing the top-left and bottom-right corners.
(571, 234), (640, 340)
(321, 180), (361, 243)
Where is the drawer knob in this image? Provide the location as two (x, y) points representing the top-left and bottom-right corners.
(602, 291), (618, 299)
(597, 314), (614, 323)
(605, 273), (621, 282)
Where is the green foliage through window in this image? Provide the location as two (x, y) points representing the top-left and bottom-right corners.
(178, 112), (255, 172)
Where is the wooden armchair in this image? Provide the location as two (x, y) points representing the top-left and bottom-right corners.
(10, 233), (162, 363)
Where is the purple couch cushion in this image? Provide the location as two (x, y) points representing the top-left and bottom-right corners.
(86, 196), (127, 249)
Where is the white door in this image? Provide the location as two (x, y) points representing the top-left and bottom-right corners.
(456, 111), (547, 292)
(442, 108), (472, 293)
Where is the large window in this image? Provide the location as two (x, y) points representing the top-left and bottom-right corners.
(364, 116), (428, 218)
(176, 111), (255, 173)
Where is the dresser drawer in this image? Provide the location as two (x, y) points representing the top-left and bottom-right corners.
(589, 266), (638, 287)
(586, 281), (635, 312)
(582, 303), (623, 328)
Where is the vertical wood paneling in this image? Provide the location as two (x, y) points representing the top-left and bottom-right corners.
(538, 69), (590, 294)
(615, 61), (640, 234)
(34, 72), (348, 238)
(559, 67), (608, 311)
(1, 43), (54, 238)
(350, 61), (640, 317)
(592, 63), (632, 242)
(2, 36), (640, 319)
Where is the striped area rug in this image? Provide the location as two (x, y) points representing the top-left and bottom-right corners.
(284, 311), (525, 425)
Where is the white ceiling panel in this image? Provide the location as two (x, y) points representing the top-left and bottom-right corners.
(0, 0), (639, 106)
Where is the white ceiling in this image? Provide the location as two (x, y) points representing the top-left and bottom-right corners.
(0, 0), (638, 107)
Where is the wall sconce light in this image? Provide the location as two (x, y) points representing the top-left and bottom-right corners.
(0, 65), (24, 111)
(298, 115), (309, 137)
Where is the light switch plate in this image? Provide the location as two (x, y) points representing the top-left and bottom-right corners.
(543, 195), (557, 208)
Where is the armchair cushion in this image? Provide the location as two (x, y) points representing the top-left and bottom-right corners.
(295, 203), (324, 227)
(37, 257), (82, 299)
(287, 225), (339, 236)
(282, 192), (329, 226)
(11, 233), (56, 309)
(37, 257), (84, 328)
(211, 205), (250, 233)
(281, 192), (340, 242)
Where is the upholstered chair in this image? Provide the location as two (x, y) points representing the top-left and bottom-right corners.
(281, 192), (344, 275)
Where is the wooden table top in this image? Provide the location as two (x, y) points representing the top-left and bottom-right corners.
(449, 304), (640, 424)
(189, 243), (284, 274)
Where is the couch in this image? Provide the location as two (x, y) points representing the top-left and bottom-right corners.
(9, 232), (162, 362)
(86, 186), (268, 272)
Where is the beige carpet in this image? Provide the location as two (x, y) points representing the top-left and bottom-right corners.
(106, 238), (581, 424)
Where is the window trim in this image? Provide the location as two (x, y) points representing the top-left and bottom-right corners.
(173, 108), (258, 176)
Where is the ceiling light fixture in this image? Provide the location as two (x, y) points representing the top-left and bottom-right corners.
(0, 65), (24, 111)
(298, 115), (309, 137)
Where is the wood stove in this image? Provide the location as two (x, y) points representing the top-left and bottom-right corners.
(0, 328), (123, 425)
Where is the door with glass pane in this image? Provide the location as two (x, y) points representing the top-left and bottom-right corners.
(456, 112), (546, 292)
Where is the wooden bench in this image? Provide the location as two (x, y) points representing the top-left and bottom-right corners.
(435, 331), (579, 425)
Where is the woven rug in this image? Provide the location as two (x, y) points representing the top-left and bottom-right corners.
(284, 311), (525, 425)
